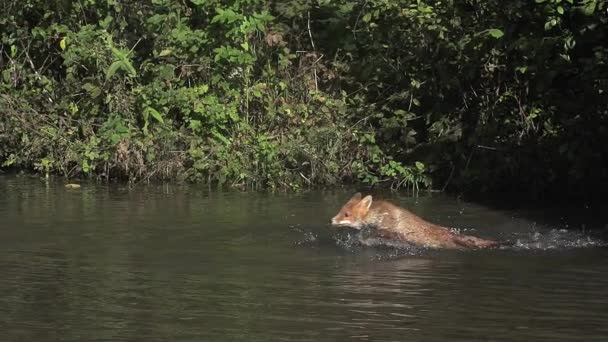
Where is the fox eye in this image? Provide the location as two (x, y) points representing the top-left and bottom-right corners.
(344, 212), (350, 217)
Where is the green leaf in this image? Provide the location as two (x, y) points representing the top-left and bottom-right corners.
(122, 60), (137, 77)
(109, 46), (136, 77)
(82, 83), (101, 98)
(110, 133), (121, 144)
(582, 2), (596, 15)
(2, 154), (16, 167)
(158, 49), (172, 57)
(144, 107), (164, 124)
(515, 66), (528, 74)
(196, 84), (209, 94)
(415, 161), (425, 170)
(212, 130), (231, 145)
(488, 29), (504, 39)
(106, 61), (122, 80)
(10, 45), (16, 57)
(59, 38), (66, 50)
(189, 119), (202, 131)
(557, 6), (564, 15)
(100, 15), (114, 29)
(111, 46), (126, 59)
(564, 36), (576, 49)
(211, 8), (224, 24)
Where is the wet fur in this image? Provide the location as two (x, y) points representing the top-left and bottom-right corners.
(331, 193), (501, 250)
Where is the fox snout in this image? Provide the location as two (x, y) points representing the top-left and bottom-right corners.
(330, 215), (342, 226)
(330, 216), (361, 229)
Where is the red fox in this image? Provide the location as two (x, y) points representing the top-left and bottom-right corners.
(330, 193), (501, 249)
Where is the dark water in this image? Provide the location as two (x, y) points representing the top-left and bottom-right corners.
(1, 175), (608, 341)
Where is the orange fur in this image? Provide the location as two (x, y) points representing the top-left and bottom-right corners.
(331, 193), (500, 249)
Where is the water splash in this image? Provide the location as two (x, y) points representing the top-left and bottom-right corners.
(509, 229), (608, 250)
(329, 228), (425, 257)
(327, 227), (607, 253)
(291, 224), (319, 247)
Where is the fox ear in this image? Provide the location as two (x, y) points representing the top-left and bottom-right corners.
(360, 195), (373, 210)
(348, 192), (362, 203)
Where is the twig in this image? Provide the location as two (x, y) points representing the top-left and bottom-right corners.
(441, 164), (455, 192)
(469, 85), (479, 98)
(307, 11), (316, 51)
(21, 41), (54, 104)
(476, 144), (498, 151)
(408, 92), (413, 111)
(462, 89), (469, 110)
(463, 148), (475, 175)
(307, 11), (318, 91)
(128, 38), (143, 56)
(77, 0), (88, 25)
(299, 172), (311, 184)
(352, 0), (369, 40)
(348, 114), (374, 131)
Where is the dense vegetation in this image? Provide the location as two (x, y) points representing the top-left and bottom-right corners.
(1, 0), (607, 198)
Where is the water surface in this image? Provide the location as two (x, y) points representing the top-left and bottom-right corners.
(1, 175), (608, 341)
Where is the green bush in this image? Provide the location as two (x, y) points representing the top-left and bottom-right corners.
(1, 0), (607, 197)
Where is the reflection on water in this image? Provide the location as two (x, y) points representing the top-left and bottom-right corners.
(1, 175), (608, 341)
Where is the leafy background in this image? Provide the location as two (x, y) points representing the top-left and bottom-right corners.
(1, 0), (607, 198)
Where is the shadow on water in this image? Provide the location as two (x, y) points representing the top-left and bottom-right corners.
(2, 175), (608, 341)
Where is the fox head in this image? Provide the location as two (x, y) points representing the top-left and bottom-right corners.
(330, 192), (373, 229)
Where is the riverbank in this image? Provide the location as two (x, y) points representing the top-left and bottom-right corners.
(2, 0), (608, 199)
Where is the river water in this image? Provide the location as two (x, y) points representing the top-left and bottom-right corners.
(1, 175), (608, 341)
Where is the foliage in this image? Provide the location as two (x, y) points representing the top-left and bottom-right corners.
(1, 0), (607, 197)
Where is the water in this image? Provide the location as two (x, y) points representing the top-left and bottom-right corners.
(1, 175), (608, 341)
